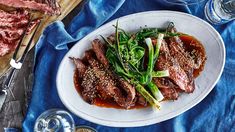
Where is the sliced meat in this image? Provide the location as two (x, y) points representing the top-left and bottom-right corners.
(81, 67), (98, 103)
(168, 66), (195, 93)
(153, 77), (178, 89)
(0, 42), (13, 56)
(0, 10), (30, 56)
(92, 39), (109, 67)
(156, 40), (173, 70)
(167, 27), (198, 71)
(167, 29), (196, 93)
(71, 55), (113, 103)
(168, 28), (206, 79)
(96, 83), (112, 100)
(91, 40), (136, 108)
(0, 28), (24, 44)
(159, 88), (179, 100)
(86, 57), (118, 102)
(117, 78), (136, 107)
(0, 0), (60, 15)
(168, 37), (195, 72)
(136, 93), (147, 106)
(87, 56), (136, 109)
(70, 57), (98, 103)
(0, 16), (28, 28)
(70, 57), (86, 78)
(0, 10), (28, 19)
(153, 78), (179, 100)
(155, 39), (195, 93)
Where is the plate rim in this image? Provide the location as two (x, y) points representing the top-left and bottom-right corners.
(56, 10), (226, 127)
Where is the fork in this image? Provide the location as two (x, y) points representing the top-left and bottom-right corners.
(0, 18), (42, 109)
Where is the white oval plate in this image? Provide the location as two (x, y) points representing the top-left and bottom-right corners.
(56, 11), (225, 127)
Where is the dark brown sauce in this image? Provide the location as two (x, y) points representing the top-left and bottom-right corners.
(179, 34), (206, 78)
(73, 69), (147, 109)
(73, 34), (206, 109)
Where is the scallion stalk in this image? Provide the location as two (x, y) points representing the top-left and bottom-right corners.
(140, 38), (154, 84)
(152, 70), (169, 78)
(147, 82), (164, 101)
(135, 84), (161, 109)
(154, 33), (164, 61)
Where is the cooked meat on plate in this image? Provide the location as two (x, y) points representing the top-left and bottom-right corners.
(71, 22), (207, 109)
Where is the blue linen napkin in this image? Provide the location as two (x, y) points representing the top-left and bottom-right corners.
(23, 0), (235, 131)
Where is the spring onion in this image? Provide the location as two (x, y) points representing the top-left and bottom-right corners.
(103, 21), (177, 110)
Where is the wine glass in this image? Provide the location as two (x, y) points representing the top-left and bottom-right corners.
(34, 109), (75, 132)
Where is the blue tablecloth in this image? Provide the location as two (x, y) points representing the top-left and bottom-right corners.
(23, 0), (235, 131)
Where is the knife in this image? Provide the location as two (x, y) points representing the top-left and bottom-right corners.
(0, 0), (88, 111)
(0, 20), (41, 111)
(0, 67), (18, 111)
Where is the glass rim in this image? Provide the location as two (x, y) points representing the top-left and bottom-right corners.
(34, 109), (75, 132)
(162, 0), (206, 5)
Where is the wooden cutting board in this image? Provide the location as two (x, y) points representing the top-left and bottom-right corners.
(0, 0), (82, 77)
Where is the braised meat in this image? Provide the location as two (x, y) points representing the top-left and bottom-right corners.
(0, 0), (60, 15)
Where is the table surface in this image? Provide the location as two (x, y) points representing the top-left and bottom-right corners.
(0, 1), (86, 130)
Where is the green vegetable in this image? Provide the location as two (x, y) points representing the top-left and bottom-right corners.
(135, 84), (160, 109)
(147, 82), (164, 101)
(135, 28), (158, 41)
(154, 33), (164, 61)
(152, 70), (169, 77)
(103, 21), (177, 109)
(140, 38), (154, 85)
(140, 34), (164, 101)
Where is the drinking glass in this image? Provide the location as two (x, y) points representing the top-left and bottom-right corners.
(204, 0), (235, 24)
(163, 0), (205, 5)
(34, 109), (75, 132)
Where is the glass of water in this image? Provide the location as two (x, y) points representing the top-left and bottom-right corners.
(34, 109), (75, 132)
(204, 0), (235, 24)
